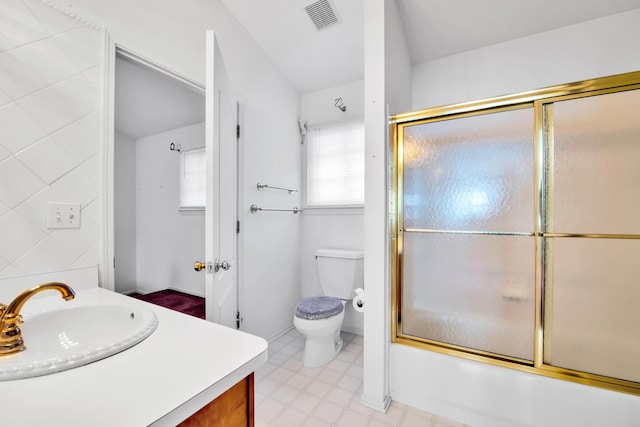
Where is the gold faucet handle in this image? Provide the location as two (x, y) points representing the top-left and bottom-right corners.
(0, 313), (24, 354)
(2, 313), (23, 326)
(0, 282), (74, 355)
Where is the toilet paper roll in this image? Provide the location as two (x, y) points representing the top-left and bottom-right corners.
(352, 289), (365, 313)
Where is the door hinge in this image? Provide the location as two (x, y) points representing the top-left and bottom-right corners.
(113, 257), (116, 269)
(236, 311), (241, 329)
(236, 220), (240, 234)
(236, 124), (240, 138)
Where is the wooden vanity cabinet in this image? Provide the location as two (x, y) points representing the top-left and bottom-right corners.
(178, 373), (254, 427)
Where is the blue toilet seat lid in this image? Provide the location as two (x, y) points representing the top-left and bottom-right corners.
(295, 296), (343, 320)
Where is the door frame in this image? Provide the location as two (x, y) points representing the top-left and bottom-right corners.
(204, 30), (239, 326)
(235, 101), (245, 329)
(102, 37), (243, 308)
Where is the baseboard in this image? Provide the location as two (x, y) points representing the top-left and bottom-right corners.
(130, 286), (155, 295)
(266, 324), (362, 342)
(168, 286), (205, 298)
(266, 322), (362, 343)
(341, 324), (364, 336)
(266, 324), (295, 343)
(359, 394), (392, 413)
(124, 287), (205, 298)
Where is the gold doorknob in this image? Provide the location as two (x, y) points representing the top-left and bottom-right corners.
(194, 261), (207, 272)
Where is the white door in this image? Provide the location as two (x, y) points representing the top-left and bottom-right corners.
(204, 31), (238, 328)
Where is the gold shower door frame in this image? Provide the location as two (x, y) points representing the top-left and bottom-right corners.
(390, 70), (640, 396)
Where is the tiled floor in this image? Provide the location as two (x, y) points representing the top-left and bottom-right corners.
(255, 329), (470, 427)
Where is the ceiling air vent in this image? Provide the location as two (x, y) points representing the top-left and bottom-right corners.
(305, 0), (340, 31)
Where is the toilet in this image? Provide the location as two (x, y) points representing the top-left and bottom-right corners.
(294, 248), (364, 367)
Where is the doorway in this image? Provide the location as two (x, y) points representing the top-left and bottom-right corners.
(112, 48), (206, 307)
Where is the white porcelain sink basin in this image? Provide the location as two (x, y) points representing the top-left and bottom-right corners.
(0, 303), (158, 381)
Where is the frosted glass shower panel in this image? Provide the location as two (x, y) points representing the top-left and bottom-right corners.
(402, 108), (533, 232)
(544, 238), (640, 383)
(551, 89), (640, 234)
(401, 232), (535, 361)
(394, 71), (640, 393)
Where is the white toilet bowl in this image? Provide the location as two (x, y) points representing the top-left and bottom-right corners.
(294, 248), (363, 368)
(294, 296), (345, 367)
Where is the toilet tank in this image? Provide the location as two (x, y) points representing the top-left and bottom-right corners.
(316, 248), (364, 299)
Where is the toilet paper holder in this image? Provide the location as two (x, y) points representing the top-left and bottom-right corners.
(353, 288), (365, 312)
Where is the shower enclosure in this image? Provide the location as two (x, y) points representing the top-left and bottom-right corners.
(391, 71), (640, 394)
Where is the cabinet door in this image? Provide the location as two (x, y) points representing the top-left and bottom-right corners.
(179, 373), (254, 427)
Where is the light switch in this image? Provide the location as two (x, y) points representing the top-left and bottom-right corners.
(47, 203), (81, 229)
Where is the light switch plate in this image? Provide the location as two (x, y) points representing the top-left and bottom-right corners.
(47, 203), (81, 229)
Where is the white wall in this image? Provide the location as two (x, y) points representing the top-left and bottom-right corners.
(300, 79), (365, 335)
(133, 123), (205, 296)
(383, 0), (412, 114)
(412, 9), (640, 110)
(0, 266), (99, 301)
(44, 0), (302, 340)
(240, 104), (302, 340)
(301, 79), (364, 126)
(390, 9), (640, 427)
(361, 0), (412, 413)
(0, 0), (103, 281)
(113, 130), (136, 293)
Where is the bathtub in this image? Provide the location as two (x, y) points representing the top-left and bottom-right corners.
(401, 305), (640, 383)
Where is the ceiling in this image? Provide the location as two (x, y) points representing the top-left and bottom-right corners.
(223, 0), (640, 93)
(115, 0), (640, 139)
(114, 55), (205, 140)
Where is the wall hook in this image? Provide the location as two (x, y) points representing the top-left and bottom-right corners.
(169, 142), (181, 152)
(299, 120), (307, 144)
(334, 97), (346, 112)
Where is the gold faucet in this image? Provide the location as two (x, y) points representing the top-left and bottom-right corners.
(0, 282), (75, 355)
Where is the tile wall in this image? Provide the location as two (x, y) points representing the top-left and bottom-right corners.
(0, 0), (103, 279)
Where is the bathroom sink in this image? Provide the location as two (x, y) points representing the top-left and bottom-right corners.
(0, 303), (158, 381)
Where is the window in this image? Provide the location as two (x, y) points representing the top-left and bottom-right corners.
(306, 121), (365, 207)
(179, 148), (205, 210)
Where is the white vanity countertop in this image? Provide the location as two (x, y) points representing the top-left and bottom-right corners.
(0, 288), (268, 426)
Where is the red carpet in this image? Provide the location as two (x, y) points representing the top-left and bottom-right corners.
(129, 289), (205, 319)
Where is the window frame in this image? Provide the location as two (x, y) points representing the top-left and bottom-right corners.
(303, 120), (365, 210)
(178, 147), (206, 212)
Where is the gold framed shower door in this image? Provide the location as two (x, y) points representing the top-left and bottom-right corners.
(391, 70), (640, 396)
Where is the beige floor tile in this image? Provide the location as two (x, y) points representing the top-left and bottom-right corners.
(255, 329), (467, 427)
